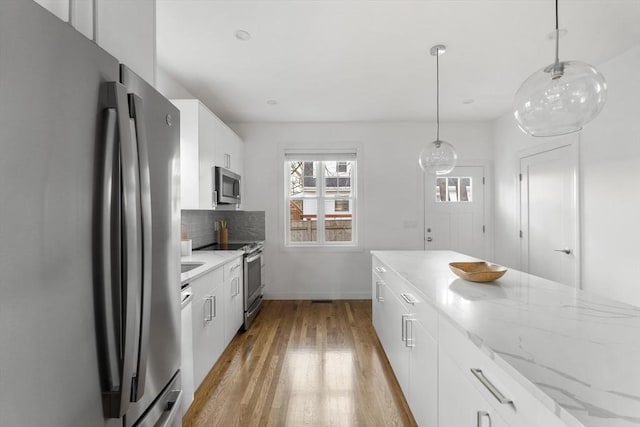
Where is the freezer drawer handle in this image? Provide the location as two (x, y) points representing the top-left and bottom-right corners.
(470, 368), (513, 405)
(135, 388), (183, 427)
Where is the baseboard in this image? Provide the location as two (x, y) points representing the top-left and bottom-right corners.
(263, 291), (371, 300)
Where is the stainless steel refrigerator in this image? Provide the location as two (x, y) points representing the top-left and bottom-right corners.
(0, 1), (182, 426)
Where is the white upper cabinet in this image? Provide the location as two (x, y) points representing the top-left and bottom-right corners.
(33, 0), (69, 22)
(214, 125), (243, 177)
(34, 0), (155, 84)
(171, 99), (244, 210)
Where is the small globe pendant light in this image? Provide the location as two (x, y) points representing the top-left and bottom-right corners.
(513, 0), (607, 137)
(419, 44), (458, 175)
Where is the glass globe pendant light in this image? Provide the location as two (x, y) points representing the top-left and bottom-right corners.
(419, 44), (458, 175)
(514, 0), (607, 137)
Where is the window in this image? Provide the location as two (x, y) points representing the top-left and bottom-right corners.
(435, 176), (472, 203)
(285, 153), (357, 246)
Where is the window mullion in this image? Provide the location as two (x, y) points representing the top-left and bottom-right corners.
(317, 161), (326, 244)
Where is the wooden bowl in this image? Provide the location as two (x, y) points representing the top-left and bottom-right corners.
(449, 261), (507, 283)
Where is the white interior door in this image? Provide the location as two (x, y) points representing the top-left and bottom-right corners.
(425, 166), (486, 258)
(520, 144), (579, 287)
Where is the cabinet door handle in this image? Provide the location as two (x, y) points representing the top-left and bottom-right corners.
(204, 296), (213, 322)
(405, 318), (415, 347)
(470, 368), (513, 405)
(212, 296), (217, 318)
(477, 411), (492, 427)
(401, 314), (410, 342)
(375, 281), (384, 302)
(374, 266), (386, 273)
(401, 293), (418, 305)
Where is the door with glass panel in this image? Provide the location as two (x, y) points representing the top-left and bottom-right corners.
(424, 166), (486, 258)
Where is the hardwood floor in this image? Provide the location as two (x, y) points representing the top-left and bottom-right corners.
(183, 300), (416, 427)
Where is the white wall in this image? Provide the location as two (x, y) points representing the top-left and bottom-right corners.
(231, 121), (493, 299)
(492, 45), (640, 306)
(95, 0), (156, 84)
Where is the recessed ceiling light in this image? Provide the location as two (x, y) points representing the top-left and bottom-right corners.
(266, 99), (278, 106)
(462, 99), (475, 105)
(235, 30), (251, 41)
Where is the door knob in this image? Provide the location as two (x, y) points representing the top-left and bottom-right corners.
(426, 237), (433, 242)
(554, 248), (571, 254)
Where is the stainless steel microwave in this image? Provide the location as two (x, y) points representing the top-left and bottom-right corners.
(215, 166), (241, 205)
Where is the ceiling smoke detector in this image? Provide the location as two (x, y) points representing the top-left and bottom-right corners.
(235, 30), (251, 41)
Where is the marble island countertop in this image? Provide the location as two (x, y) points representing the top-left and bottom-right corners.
(371, 250), (640, 427)
(180, 250), (243, 286)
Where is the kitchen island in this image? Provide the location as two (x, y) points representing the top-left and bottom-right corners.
(371, 250), (640, 427)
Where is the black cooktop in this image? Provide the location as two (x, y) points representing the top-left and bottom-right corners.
(195, 242), (262, 252)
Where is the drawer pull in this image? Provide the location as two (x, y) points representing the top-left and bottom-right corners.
(375, 266), (386, 273)
(477, 411), (492, 427)
(470, 368), (513, 405)
(401, 293), (418, 305)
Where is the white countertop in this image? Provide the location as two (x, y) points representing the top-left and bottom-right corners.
(180, 250), (243, 286)
(371, 250), (640, 427)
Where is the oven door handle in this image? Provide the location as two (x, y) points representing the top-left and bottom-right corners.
(246, 251), (263, 264)
(246, 297), (263, 319)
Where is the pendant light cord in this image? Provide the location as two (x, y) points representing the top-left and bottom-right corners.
(554, 0), (560, 65)
(436, 49), (440, 141)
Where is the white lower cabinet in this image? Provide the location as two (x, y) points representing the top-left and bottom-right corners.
(439, 348), (508, 427)
(190, 255), (245, 391)
(372, 260), (437, 426)
(371, 255), (567, 427)
(407, 318), (438, 427)
(223, 256), (244, 346)
(191, 266), (224, 388)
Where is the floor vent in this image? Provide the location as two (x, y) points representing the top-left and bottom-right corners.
(311, 300), (333, 304)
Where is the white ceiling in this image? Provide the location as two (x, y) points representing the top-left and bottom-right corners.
(156, 0), (640, 123)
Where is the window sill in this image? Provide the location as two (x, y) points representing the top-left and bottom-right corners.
(281, 244), (363, 253)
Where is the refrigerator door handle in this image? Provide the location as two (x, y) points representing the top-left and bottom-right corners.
(129, 93), (153, 402)
(99, 107), (120, 393)
(102, 81), (141, 418)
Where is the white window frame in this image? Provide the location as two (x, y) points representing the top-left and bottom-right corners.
(284, 151), (358, 248)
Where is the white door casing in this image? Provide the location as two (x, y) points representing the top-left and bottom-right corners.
(520, 141), (580, 288)
(424, 166), (486, 259)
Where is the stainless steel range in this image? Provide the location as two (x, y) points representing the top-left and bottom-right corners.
(195, 242), (264, 329)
